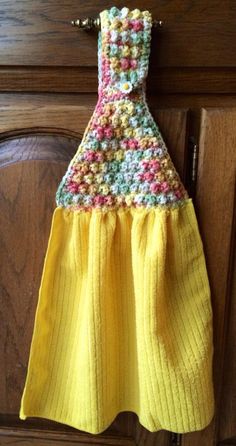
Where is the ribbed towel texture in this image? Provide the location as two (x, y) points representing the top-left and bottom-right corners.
(19, 6), (215, 434)
(20, 201), (215, 433)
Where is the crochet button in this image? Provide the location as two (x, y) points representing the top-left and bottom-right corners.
(119, 80), (133, 94)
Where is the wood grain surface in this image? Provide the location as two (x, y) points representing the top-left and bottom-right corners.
(0, 67), (235, 94)
(0, 1), (236, 445)
(0, 1), (235, 67)
(182, 108), (236, 446)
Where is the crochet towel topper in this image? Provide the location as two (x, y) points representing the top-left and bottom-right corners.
(19, 6), (215, 436)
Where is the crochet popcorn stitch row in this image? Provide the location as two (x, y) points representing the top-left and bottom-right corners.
(56, 6), (189, 212)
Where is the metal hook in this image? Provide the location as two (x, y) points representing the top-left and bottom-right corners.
(71, 17), (163, 31)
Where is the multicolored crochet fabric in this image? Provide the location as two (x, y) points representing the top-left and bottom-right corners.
(56, 6), (189, 212)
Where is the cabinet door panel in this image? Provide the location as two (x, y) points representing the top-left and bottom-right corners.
(0, 104), (189, 445)
(182, 108), (236, 446)
(0, 134), (79, 414)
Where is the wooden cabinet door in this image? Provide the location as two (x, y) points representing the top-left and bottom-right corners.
(182, 108), (236, 446)
(0, 97), (189, 445)
(0, 1), (235, 444)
